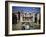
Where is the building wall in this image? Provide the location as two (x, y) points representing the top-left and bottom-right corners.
(20, 12), (40, 24)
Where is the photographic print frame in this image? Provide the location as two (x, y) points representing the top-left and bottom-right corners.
(5, 1), (45, 36)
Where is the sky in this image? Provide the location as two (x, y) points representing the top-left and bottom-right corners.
(12, 6), (40, 13)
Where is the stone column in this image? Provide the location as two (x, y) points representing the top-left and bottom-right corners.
(33, 13), (35, 22)
(20, 13), (23, 22)
(37, 13), (39, 24)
